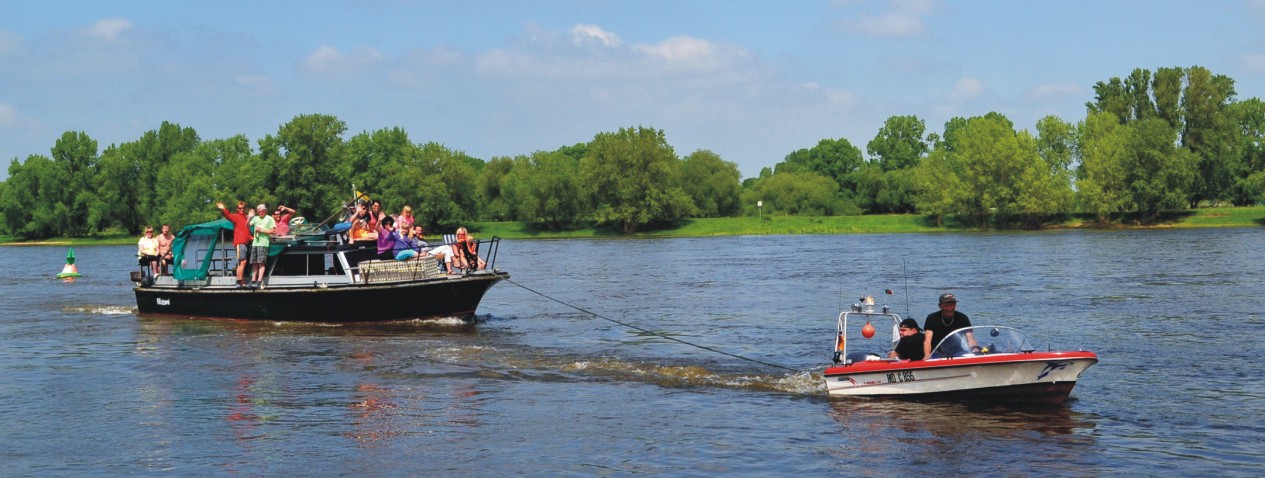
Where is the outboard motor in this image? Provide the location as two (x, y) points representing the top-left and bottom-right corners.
(138, 265), (154, 287)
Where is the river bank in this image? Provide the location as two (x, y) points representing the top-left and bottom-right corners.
(4, 206), (1263, 245)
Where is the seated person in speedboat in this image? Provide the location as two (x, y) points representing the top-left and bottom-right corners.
(923, 293), (979, 358)
(888, 318), (925, 361)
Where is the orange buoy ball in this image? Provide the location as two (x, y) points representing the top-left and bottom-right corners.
(861, 321), (876, 339)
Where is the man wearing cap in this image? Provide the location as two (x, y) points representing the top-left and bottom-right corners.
(889, 318), (926, 361)
(246, 204), (276, 289)
(923, 293), (978, 358)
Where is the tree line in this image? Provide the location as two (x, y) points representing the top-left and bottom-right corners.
(2, 65), (1262, 239)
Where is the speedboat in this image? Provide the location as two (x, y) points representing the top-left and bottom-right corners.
(823, 295), (1097, 405)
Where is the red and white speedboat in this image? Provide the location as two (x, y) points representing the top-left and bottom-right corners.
(823, 296), (1097, 405)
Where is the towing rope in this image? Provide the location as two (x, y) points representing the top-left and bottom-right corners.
(490, 271), (799, 372)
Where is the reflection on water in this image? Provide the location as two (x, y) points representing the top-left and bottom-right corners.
(826, 399), (1100, 475)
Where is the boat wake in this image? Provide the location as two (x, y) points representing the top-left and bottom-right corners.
(64, 304), (136, 315)
(425, 344), (826, 395)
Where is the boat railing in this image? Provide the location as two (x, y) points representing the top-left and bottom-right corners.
(344, 236), (503, 284)
(833, 305), (903, 365)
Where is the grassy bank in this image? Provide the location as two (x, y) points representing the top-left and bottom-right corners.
(4, 206), (1262, 245)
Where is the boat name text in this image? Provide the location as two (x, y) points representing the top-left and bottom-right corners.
(156, 298), (170, 306)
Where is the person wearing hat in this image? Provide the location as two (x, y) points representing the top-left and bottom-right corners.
(923, 293), (979, 358)
(246, 203), (276, 289)
(888, 318), (926, 361)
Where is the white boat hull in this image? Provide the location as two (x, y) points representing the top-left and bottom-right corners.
(824, 352), (1097, 405)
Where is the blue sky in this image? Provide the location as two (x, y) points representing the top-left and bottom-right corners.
(3, 0), (1264, 180)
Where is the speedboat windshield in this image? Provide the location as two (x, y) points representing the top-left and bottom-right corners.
(931, 326), (1034, 358)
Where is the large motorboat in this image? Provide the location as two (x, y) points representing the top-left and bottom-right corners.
(823, 295), (1097, 405)
(133, 219), (506, 322)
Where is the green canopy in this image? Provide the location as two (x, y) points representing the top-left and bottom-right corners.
(170, 219), (287, 281)
(171, 219), (233, 281)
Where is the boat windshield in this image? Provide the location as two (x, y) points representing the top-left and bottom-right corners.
(931, 326), (1034, 358)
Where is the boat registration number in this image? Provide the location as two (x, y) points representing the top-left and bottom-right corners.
(886, 371), (915, 383)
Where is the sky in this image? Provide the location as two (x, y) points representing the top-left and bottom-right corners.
(3, 0), (1265, 180)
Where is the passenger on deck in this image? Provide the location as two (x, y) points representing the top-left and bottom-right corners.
(375, 216), (401, 260)
(398, 225), (453, 265)
(137, 226), (160, 277)
(369, 200), (384, 229)
(888, 318), (926, 361)
(923, 293), (978, 358)
(451, 227), (485, 272)
(217, 201), (253, 287)
(156, 224), (175, 275)
(348, 219), (377, 245)
(247, 204), (276, 289)
(396, 205), (414, 232)
(273, 205), (296, 237)
(344, 201), (372, 245)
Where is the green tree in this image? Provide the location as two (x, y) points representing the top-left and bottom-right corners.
(1076, 111), (1132, 225)
(779, 137), (865, 193)
(1153, 67), (1184, 130)
(679, 149), (741, 217)
(259, 114), (347, 219)
(504, 150), (585, 229)
(1229, 97), (1265, 204)
(477, 156), (515, 221)
(49, 131), (101, 237)
(911, 148), (962, 226)
(867, 115), (930, 172)
(154, 136), (259, 227)
(1035, 115), (1077, 217)
(0, 155), (64, 238)
(132, 122), (200, 231)
(208, 135), (270, 215)
(862, 115), (929, 213)
(855, 164), (918, 214)
(579, 126), (695, 233)
(344, 127), (421, 214)
(1126, 118), (1198, 221)
(94, 145), (136, 233)
(1087, 77), (1130, 124)
(1181, 66), (1240, 205)
(741, 171), (852, 216)
(383, 142), (482, 231)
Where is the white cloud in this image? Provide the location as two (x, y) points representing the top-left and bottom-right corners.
(802, 82), (857, 109)
(0, 103), (18, 127)
(0, 102), (37, 131)
(1250, 0), (1265, 21)
(0, 30), (21, 56)
(948, 77), (984, 101)
(1241, 53), (1265, 72)
(299, 45), (385, 77)
(1029, 82), (1083, 98)
(634, 36), (716, 63)
(569, 24), (622, 48)
(836, 0), (938, 37)
(86, 18), (133, 43)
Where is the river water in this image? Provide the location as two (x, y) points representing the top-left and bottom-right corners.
(2, 228), (1263, 476)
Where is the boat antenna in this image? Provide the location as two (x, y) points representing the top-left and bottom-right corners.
(902, 258), (911, 317)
